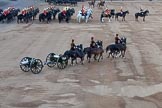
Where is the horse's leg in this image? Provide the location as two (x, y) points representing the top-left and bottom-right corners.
(81, 57), (84, 65)
(75, 58), (78, 64)
(98, 53), (102, 62)
(143, 16), (145, 21)
(71, 59), (73, 65)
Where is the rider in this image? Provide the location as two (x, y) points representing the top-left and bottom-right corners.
(81, 5), (87, 17)
(115, 34), (120, 44)
(105, 8), (110, 15)
(62, 6), (68, 17)
(22, 8), (27, 16)
(120, 6), (123, 14)
(90, 37), (96, 48)
(140, 7), (144, 15)
(43, 8), (48, 16)
(70, 39), (76, 51)
(3, 8), (10, 16)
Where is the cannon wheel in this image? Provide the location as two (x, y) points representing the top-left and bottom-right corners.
(46, 53), (56, 67)
(20, 57), (30, 72)
(57, 56), (68, 69)
(31, 59), (43, 74)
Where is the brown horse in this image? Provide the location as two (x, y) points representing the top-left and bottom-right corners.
(83, 40), (104, 63)
(88, 0), (95, 8)
(97, 0), (105, 8)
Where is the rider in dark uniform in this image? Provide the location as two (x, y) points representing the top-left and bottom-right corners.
(70, 39), (76, 51)
(140, 7), (143, 15)
(90, 37), (96, 48)
(115, 34), (120, 44)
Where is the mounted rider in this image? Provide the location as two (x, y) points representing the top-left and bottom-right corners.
(120, 6), (123, 14)
(90, 37), (96, 48)
(140, 7), (144, 15)
(115, 34), (120, 44)
(3, 9), (10, 16)
(81, 5), (87, 17)
(43, 8), (48, 16)
(62, 6), (69, 17)
(70, 39), (76, 51)
(22, 8), (27, 16)
(104, 8), (111, 15)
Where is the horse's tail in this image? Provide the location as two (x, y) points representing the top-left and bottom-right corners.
(135, 13), (138, 20)
(105, 46), (109, 53)
(39, 15), (41, 22)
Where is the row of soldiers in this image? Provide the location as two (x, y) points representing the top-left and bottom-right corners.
(70, 34), (121, 51)
(21, 6), (34, 15)
(104, 6), (144, 15)
(43, 5), (55, 15)
(2, 6), (15, 16)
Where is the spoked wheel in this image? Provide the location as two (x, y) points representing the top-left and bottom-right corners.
(57, 56), (68, 69)
(46, 53), (57, 67)
(20, 57), (31, 72)
(31, 59), (43, 74)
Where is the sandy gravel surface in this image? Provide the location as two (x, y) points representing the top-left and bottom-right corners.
(0, 0), (162, 108)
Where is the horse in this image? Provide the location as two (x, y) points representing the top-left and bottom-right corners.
(51, 8), (60, 20)
(58, 8), (75, 23)
(83, 40), (104, 63)
(135, 10), (149, 21)
(0, 9), (3, 13)
(32, 8), (40, 20)
(39, 11), (52, 23)
(97, 0), (105, 7)
(100, 9), (115, 22)
(77, 8), (93, 23)
(115, 10), (129, 21)
(106, 37), (127, 58)
(88, 0), (95, 8)
(63, 44), (85, 65)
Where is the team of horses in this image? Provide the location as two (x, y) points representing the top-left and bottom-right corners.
(0, 8), (20, 23)
(62, 37), (127, 65)
(0, 1), (150, 24)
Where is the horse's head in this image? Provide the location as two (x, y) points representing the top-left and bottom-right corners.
(96, 40), (103, 48)
(36, 8), (39, 13)
(120, 37), (127, 45)
(111, 9), (115, 14)
(76, 44), (83, 50)
(145, 10), (149, 15)
(55, 8), (60, 13)
(78, 10), (82, 14)
(125, 10), (129, 14)
(83, 47), (90, 54)
(63, 50), (71, 59)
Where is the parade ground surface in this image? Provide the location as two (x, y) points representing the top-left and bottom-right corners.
(0, 0), (162, 108)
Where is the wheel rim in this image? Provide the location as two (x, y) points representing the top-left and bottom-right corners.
(31, 59), (43, 74)
(46, 53), (56, 67)
(20, 57), (30, 72)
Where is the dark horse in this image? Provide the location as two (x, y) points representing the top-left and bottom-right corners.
(0, 9), (3, 13)
(106, 37), (127, 58)
(17, 8), (39, 24)
(135, 10), (149, 21)
(97, 0), (105, 7)
(83, 40), (104, 63)
(52, 8), (60, 20)
(115, 10), (129, 21)
(100, 9), (115, 22)
(88, 0), (95, 8)
(58, 8), (75, 23)
(39, 11), (53, 23)
(63, 44), (85, 65)
(0, 8), (20, 23)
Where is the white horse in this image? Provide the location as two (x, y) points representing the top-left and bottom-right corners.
(77, 8), (93, 23)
